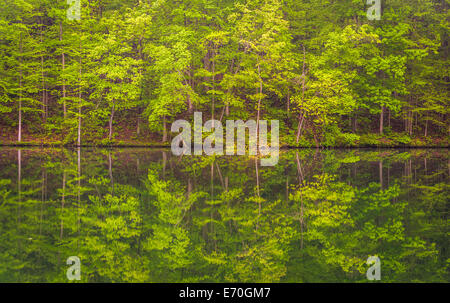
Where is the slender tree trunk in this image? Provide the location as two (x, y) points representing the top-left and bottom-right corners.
(219, 105), (225, 122)
(296, 45), (307, 144)
(18, 149), (21, 206)
(59, 21), (66, 119)
(215, 162), (224, 189)
(109, 102), (115, 141)
(189, 68), (194, 113)
(40, 166), (45, 241)
(287, 92), (290, 113)
(108, 151), (114, 195)
(137, 38), (144, 133)
(409, 110), (413, 136)
(210, 162), (214, 199)
(40, 21), (47, 124)
(295, 151), (304, 250)
(17, 149), (21, 255)
(379, 106), (384, 135)
(162, 151), (166, 178)
(424, 157), (427, 175)
(136, 108), (140, 136)
(295, 152), (305, 186)
(18, 34), (23, 143)
(187, 178), (192, 198)
(256, 60), (262, 137)
(77, 40), (82, 146)
(136, 157), (140, 175)
(210, 162), (215, 240)
(162, 115), (167, 142)
(60, 169), (66, 239)
(187, 91), (193, 113)
(255, 158), (261, 214)
(77, 99), (82, 145)
(379, 160), (383, 189)
(77, 148), (81, 238)
(211, 48), (215, 123)
(296, 114), (305, 144)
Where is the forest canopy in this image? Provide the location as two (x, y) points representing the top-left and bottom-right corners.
(0, 0), (448, 147)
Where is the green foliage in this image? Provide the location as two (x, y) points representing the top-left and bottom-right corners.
(0, 148), (447, 282)
(389, 133), (412, 145)
(0, 0), (447, 146)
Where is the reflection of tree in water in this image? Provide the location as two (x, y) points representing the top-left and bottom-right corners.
(0, 148), (447, 282)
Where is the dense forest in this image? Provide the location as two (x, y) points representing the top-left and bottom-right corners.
(0, 0), (448, 147)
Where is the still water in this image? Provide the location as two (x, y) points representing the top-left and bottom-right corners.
(0, 147), (447, 282)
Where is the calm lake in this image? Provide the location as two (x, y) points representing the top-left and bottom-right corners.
(0, 147), (448, 282)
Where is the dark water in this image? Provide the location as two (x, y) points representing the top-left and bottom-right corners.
(0, 147), (448, 282)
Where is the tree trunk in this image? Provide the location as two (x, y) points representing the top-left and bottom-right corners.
(17, 149), (21, 242)
(77, 147), (81, 235)
(59, 21), (66, 119)
(296, 114), (305, 144)
(77, 100), (81, 146)
(109, 102), (115, 141)
(210, 162), (214, 200)
(187, 94), (193, 114)
(18, 149), (21, 201)
(379, 160), (383, 189)
(409, 110), (413, 136)
(77, 48), (82, 146)
(287, 92), (290, 113)
(187, 178), (192, 198)
(162, 115), (167, 142)
(18, 34), (23, 143)
(162, 151), (167, 178)
(216, 162), (224, 189)
(40, 166), (46, 238)
(379, 106), (384, 135)
(108, 151), (114, 195)
(255, 158), (261, 214)
(256, 60), (262, 136)
(295, 151), (304, 250)
(40, 18), (47, 124)
(296, 45), (307, 144)
(211, 48), (215, 122)
(295, 151), (304, 185)
(188, 68), (194, 113)
(136, 107), (140, 136)
(60, 169), (66, 239)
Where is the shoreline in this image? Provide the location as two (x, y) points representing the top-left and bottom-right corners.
(0, 142), (448, 149)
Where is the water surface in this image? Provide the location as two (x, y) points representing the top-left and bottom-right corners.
(0, 147), (448, 282)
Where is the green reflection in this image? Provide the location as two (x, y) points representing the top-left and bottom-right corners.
(0, 148), (447, 282)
